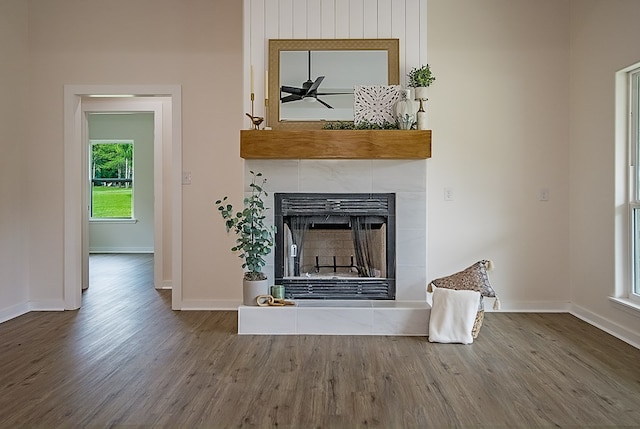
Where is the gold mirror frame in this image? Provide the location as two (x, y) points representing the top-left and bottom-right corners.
(268, 38), (399, 129)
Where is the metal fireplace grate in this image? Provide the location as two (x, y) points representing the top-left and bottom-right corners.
(283, 278), (391, 300)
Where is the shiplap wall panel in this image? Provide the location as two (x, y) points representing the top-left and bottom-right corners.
(264, 0), (279, 56)
(243, 0), (427, 114)
(320, 0), (335, 38)
(391, 0), (407, 85)
(250, 0), (266, 109)
(404, 0), (421, 84)
(349, 0), (365, 38)
(279, 0), (293, 38)
(292, 1), (307, 38)
(419, 0), (427, 65)
(307, 0), (322, 38)
(335, 1), (350, 38)
(377, 0), (392, 38)
(363, 0), (379, 38)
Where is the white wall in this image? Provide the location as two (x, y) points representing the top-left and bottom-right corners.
(2, 0), (638, 345)
(0, 0), (29, 321)
(427, 0), (571, 310)
(569, 0), (640, 346)
(25, 0), (244, 309)
(88, 113), (155, 253)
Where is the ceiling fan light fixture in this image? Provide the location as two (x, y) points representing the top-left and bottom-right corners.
(303, 97), (317, 103)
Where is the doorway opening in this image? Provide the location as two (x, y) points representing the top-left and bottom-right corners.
(64, 85), (183, 311)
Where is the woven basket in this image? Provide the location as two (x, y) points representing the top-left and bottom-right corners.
(471, 310), (484, 339)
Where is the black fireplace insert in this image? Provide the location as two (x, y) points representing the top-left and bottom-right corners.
(274, 193), (396, 300)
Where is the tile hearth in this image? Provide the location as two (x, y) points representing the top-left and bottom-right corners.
(238, 300), (430, 335)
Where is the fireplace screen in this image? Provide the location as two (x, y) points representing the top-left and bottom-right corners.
(274, 193), (395, 299)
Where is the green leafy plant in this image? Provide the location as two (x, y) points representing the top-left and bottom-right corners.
(407, 64), (436, 87)
(322, 120), (399, 130)
(215, 171), (276, 281)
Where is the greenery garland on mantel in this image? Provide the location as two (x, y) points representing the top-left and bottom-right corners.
(322, 119), (399, 130)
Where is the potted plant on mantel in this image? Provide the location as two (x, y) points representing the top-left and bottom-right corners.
(408, 64), (436, 100)
(215, 171), (276, 306)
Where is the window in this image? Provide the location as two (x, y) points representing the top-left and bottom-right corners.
(90, 140), (134, 219)
(629, 68), (640, 301)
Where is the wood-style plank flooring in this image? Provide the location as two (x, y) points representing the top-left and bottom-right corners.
(1, 253), (640, 428)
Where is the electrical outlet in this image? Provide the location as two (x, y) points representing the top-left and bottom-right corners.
(538, 188), (549, 201)
(444, 187), (454, 201)
(182, 171), (192, 185)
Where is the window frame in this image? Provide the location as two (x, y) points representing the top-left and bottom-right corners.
(629, 68), (640, 303)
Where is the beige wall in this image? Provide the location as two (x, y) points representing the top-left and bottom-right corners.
(25, 0), (245, 305)
(427, 0), (571, 308)
(0, 0), (29, 318)
(569, 0), (640, 345)
(1, 0), (638, 344)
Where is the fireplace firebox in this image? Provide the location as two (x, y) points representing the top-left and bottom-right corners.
(274, 193), (396, 300)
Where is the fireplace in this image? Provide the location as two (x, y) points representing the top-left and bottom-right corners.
(274, 193), (396, 300)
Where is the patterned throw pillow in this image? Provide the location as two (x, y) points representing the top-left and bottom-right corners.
(427, 260), (499, 338)
(430, 260), (497, 298)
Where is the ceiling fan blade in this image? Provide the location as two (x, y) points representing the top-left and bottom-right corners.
(306, 76), (325, 95)
(315, 91), (353, 96)
(316, 98), (334, 109)
(281, 85), (305, 96)
(281, 94), (302, 103)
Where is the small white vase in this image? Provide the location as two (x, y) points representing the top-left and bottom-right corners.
(243, 278), (269, 306)
(393, 88), (418, 130)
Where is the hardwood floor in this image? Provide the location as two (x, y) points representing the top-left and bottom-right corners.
(1, 254), (640, 428)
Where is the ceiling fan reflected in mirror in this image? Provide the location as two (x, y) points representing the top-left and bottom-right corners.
(280, 51), (352, 109)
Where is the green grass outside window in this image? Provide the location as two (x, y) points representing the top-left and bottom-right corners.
(92, 186), (132, 218)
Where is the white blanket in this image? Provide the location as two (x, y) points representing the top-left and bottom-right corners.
(428, 287), (480, 344)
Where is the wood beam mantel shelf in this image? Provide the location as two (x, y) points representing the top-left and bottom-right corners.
(240, 129), (431, 160)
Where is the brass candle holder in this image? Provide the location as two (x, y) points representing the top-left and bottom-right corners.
(246, 92), (264, 130)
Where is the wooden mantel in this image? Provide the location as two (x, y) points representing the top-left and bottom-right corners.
(240, 129), (431, 160)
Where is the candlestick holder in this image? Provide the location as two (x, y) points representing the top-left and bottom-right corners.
(245, 92), (264, 130)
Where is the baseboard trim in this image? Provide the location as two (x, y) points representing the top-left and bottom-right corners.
(89, 248), (154, 253)
(0, 302), (30, 324)
(481, 299), (571, 313)
(0, 300), (65, 324)
(571, 303), (640, 350)
(156, 280), (172, 290)
(180, 299), (241, 310)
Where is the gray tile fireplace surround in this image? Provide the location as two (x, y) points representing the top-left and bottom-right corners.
(241, 159), (429, 335)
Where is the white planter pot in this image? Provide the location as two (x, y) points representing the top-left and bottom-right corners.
(243, 278), (269, 306)
(414, 87), (428, 100)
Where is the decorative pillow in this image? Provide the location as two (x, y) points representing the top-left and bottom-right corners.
(429, 260), (497, 298)
(428, 287), (480, 344)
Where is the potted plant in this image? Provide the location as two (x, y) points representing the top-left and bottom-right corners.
(215, 171), (276, 306)
(407, 64), (436, 100)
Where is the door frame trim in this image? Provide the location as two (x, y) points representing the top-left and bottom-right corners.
(64, 85), (183, 310)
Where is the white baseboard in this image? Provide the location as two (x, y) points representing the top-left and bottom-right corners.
(155, 280), (172, 290)
(471, 298), (571, 313)
(0, 300), (65, 324)
(0, 302), (30, 324)
(89, 248), (154, 253)
(180, 299), (241, 310)
(571, 303), (640, 350)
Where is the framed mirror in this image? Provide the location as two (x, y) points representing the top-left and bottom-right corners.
(268, 39), (399, 129)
